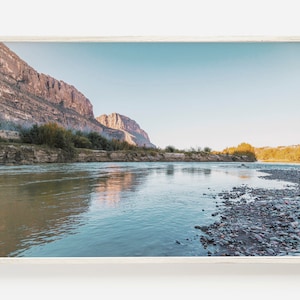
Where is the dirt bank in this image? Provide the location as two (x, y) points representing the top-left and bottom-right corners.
(0, 143), (255, 165)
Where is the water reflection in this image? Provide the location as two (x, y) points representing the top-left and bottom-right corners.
(166, 165), (175, 176)
(0, 162), (287, 257)
(222, 169), (251, 180)
(0, 170), (93, 256)
(94, 170), (148, 206)
(0, 164), (150, 256)
(181, 167), (212, 176)
(238, 174), (251, 179)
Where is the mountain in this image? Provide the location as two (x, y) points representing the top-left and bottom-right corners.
(0, 42), (135, 142)
(97, 113), (155, 148)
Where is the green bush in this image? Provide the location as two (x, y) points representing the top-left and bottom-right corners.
(20, 124), (40, 144)
(72, 134), (93, 149)
(165, 145), (176, 153)
(110, 139), (137, 151)
(20, 123), (76, 160)
(204, 147), (212, 153)
(149, 150), (157, 156)
(19, 122), (141, 154)
(87, 132), (112, 150)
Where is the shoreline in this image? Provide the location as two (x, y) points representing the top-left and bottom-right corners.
(196, 168), (300, 256)
(0, 143), (255, 165)
(1, 147), (300, 257)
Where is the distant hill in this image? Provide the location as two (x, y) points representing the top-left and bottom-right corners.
(0, 43), (154, 147)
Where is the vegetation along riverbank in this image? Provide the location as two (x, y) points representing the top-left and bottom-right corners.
(0, 123), (256, 165)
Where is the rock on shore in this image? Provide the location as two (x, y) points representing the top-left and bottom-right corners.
(195, 169), (300, 256)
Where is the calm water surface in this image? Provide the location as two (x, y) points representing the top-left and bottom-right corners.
(0, 161), (298, 257)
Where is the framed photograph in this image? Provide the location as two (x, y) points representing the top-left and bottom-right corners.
(1, 39), (300, 262)
(2, 1), (300, 295)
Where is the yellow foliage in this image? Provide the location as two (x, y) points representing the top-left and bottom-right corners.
(221, 142), (256, 160)
(255, 145), (300, 162)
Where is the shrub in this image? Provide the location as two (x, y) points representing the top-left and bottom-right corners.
(20, 123), (76, 160)
(222, 142), (256, 160)
(20, 124), (40, 144)
(19, 123), (141, 155)
(110, 139), (137, 151)
(87, 132), (112, 150)
(149, 150), (157, 156)
(72, 134), (92, 149)
(165, 145), (176, 153)
(203, 146), (212, 153)
(234, 142), (256, 160)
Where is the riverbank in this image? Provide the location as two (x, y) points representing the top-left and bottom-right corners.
(196, 168), (300, 256)
(0, 143), (255, 165)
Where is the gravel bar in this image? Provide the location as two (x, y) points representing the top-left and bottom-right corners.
(195, 168), (300, 256)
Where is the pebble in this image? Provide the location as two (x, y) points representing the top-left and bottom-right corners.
(195, 225), (209, 232)
(197, 168), (300, 256)
(253, 233), (264, 243)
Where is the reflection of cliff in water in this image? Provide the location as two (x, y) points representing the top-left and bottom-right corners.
(94, 168), (149, 206)
(0, 171), (93, 257)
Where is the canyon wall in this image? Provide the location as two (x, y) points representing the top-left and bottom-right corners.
(97, 113), (155, 148)
(0, 43), (125, 140)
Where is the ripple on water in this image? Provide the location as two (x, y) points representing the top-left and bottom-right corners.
(0, 162), (299, 257)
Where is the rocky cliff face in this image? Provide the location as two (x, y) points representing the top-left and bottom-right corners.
(0, 43), (93, 118)
(97, 113), (155, 148)
(0, 42), (126, 141)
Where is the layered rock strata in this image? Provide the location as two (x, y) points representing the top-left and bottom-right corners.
(0, 144), (255, 165)
(0, 43), (125, 140)
(97, 113), (155, 148)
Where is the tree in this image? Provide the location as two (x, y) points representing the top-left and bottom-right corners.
(72, 132), (92, 149)
(20, 124), (40, 144)
(234, 142), (256, 160)
(87, 132), (111, 150)
(165, 145), (176, 153)
(221, 142), (256, 160)
(20, 123), (76, 159)
(203, 146), (212, 153)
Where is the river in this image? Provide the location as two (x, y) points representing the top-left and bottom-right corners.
(0, 161), (298, 257)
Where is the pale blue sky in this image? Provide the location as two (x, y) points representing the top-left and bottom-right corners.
(5, 42), (300, 151)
